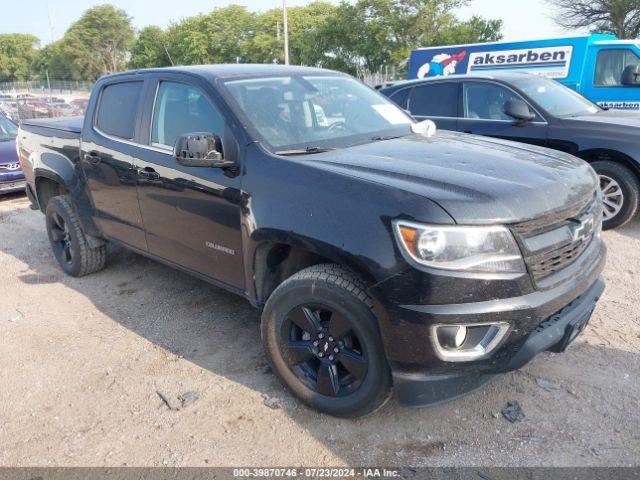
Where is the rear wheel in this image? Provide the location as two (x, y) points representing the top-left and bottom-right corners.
(592, 160), (640, 230)
(261, 264), (391, 417)
(45, 195), (106, 277)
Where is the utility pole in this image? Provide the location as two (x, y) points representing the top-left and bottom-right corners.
(282, 0), (290, 65)
(46, 2), (55, 43)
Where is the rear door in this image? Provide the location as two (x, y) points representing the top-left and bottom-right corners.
(80, 79), (147, 251)
(130, 75), (245, 290)
(405, 82), (459, 130)
(457, 80), (548, 147)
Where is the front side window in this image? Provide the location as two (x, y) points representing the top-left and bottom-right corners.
(151, 81), (225, 148)
(96, 82), (143, 139)
(595, 49), (640, 86)
(223, 75), (413, 151)
(0, 114), (18, 142)
(463, 82), (523, 120)
(409, 83), (458, 117)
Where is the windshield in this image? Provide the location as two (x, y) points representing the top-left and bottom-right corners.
(511, 76), (600, 117)
(223, 75), (414, 152)
(0, 114), (18, 142)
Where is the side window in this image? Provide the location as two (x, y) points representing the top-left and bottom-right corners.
(594, 49), (640, 86)
(463, 82), (523, 121)
(389, 88), (411, 109)
(96, 82), (143, 139)
(151, 81), (225, 148)
(408, 83), (458, 117)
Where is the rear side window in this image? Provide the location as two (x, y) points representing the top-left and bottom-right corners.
(95, 82), (143, 139)
(408, 83), (458, 117)
(594, 49), (640, 86)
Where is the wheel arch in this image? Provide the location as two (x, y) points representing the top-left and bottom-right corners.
(248, 232), (379, 309)
(576, 148), (640, 182)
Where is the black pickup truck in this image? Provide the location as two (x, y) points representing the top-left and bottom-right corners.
(18, 65), (606, 417)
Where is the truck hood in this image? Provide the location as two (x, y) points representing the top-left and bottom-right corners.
(0, 139), (18, 166)
(309, 131), (597, 224)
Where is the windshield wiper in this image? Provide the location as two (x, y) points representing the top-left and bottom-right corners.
(371, 134), (404, 142)
(275, 146), (335, 156)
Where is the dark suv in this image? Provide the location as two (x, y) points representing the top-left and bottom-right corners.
(381, 72), (640, 229)
(18, 65), (605, 417)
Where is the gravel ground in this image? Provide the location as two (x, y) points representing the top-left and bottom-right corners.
(0, 192), (638, 467)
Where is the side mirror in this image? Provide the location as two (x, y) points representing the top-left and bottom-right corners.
(172, 132), (234, 168)
(621, 64), (640, 86)
(503, 99), (535, 124)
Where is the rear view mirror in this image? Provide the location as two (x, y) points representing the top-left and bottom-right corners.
(621, 64), (640, 86)
(172, 132), (234, 168)
(503, 99), (535, 124)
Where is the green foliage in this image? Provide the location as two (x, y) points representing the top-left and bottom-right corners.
(0, 34), (39, 82)
(166, 5), (256, 65)
(34, 4), (134, 81)
(129, 26), (172, 69)
(2, 1), (503, 81)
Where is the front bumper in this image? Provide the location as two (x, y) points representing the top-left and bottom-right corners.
(371, 239), (606, 408)
(0, 178), (26, 194)
(392, 278), (604, 407)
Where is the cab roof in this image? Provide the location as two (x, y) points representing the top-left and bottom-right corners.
(102, 64), (347, 82)
(380, 71), (542, 92)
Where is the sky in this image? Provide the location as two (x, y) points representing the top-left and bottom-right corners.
(0, 0), (574, 45)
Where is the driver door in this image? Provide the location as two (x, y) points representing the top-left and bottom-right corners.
(131, 78), (244, 290)
(457, 81), (548, 147)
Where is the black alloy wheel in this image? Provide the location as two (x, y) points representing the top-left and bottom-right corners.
(280, 304), (368, 397)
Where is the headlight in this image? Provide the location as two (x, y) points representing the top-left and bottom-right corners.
(394, 221), (526, 273)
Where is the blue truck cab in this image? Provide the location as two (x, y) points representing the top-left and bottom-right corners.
(408, 34), (640, 110)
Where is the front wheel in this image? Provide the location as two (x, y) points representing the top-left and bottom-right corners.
(261, 264), (392, 417)
(592, 160), (640, 230)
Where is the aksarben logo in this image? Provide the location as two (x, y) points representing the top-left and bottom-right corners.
(467, 46), (573, 79)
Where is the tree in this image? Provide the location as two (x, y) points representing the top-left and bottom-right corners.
(548, 0), (640, 38)
(167, 5), (256, 65)
(0, 34), (39, 82)
(129, 26), (173, 69)
(249, 2), (338, 65)
(315, 0), (502, 75)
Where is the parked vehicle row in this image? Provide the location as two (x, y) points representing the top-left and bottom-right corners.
(381, 72), (640, 229)
(0, 91), (87, 123)
(17, 65), (605, 417)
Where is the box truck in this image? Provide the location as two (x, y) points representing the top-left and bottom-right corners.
(408, 34), (640, 110)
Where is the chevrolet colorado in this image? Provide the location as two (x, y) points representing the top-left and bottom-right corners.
(18, 65), (606, 417)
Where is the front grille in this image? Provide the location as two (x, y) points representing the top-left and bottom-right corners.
(527, 235), (592, 280)
(513, 194), (600, 284)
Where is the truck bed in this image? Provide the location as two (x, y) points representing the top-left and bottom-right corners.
(20, 116), (83, 136)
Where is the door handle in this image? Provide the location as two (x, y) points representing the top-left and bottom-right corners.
(84, 152), (101, 165)
(137, 167), (160, 181)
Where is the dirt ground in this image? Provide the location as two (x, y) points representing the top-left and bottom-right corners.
(0, 192), (638, 467)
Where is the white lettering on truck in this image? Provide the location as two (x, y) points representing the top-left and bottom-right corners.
(467, 46), (573, 79)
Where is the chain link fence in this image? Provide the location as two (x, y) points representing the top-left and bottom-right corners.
(0, 80), (92, 123)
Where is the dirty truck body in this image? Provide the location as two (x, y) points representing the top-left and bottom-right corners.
(17, 65), (606, 417)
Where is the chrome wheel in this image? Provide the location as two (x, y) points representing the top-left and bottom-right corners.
(599, 174), (624, 221)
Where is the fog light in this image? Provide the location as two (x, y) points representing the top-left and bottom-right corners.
(437, 325), (468, 349)
(432, 322), (510, 362)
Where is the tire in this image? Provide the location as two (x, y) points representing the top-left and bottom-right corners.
(592, 160), (640, 230)
(261, 263), (392, 417)
(45, 195), (106, 277)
